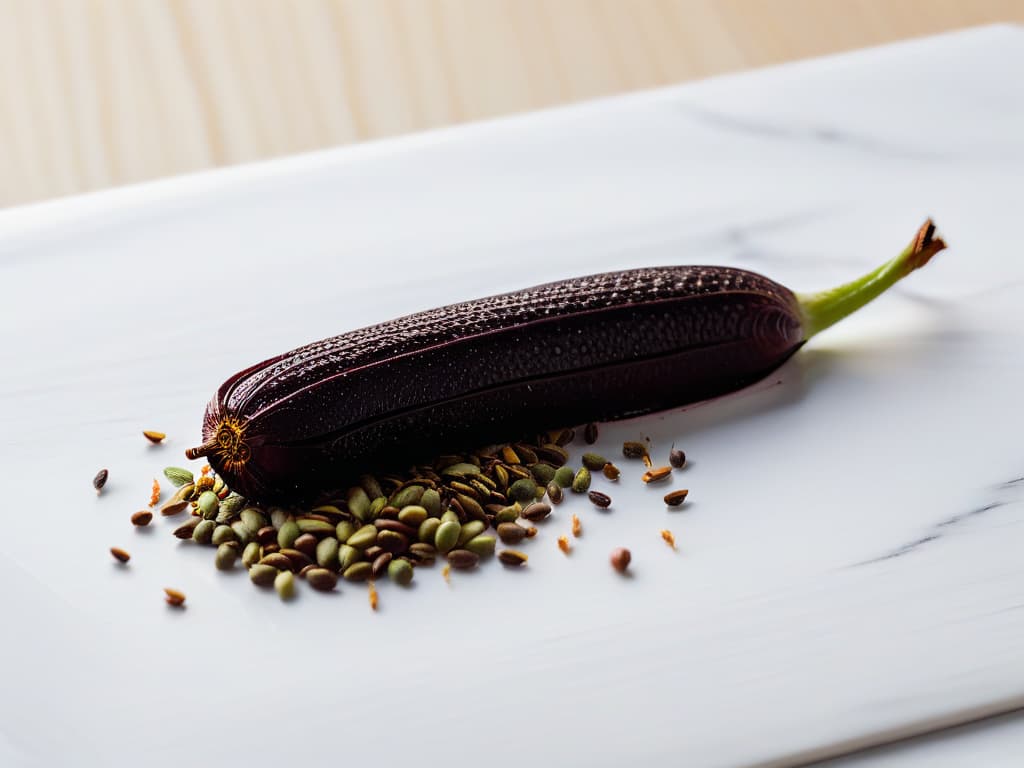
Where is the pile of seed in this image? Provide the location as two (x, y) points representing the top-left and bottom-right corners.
(116, 425), (691, 606)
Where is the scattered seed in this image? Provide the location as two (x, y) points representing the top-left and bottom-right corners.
(571, 467), (591, 494)
(465, 535), (496, 558)
(369, 582), (379, 611)
(571, 514), (581, 537)
(388, 558), (414, 586)
(642, 466), (672, 484)
(497, 522), (527, 545)
(130, 510), (152, 527)
(521, 502), (551, 522)
(447, 549), (480, 570)
(582, 452), (608, 471)
(525, 526), (538, 538)
(110, 546), (130, 563)
(508, 478), (538, 504)
(553, 466), (575, 488)
(306, 568), (338, 592)
(546, 482), (563, 505)
(275, 570), (296, 600)
(622, 442), (646, 459)
(143, 430), (166, 444)
(557, 536), (571, 554)
(669, 447), (686, 469)
(242, 541), (262, 569)
(164, 588), (186, 607)
(664, 489), (689, 507)
(660, 530), (677, 550)
(343, 561), (372, 582)
(93, 469), (109, 493)
(498, 550), (528, 567)
(588, 491), (612, 509)
(172, 518), (200, 539)
(610, 547), (631, 573)
(163, 467), (194, 487)
(434, 520), (461, 554)
(371, 551), (393, 579)
(584, 422), (599, 444)
(494, 505), (520, 524)
(197, 491), (219, 519)
(160, 499), (189, 517)
(249, 564), (278, 587)
(192, 519), (216, 545)
(211, 524), (238, 547)
(337, 544), (361, 571)
(602, 463), (620, 481)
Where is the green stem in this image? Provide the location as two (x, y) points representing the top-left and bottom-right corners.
(797, 220), (946, 340)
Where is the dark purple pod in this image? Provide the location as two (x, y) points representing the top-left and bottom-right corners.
(188, 223), (944, 502)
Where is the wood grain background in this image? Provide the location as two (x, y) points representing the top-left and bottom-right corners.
(0, 0), (1019, 207)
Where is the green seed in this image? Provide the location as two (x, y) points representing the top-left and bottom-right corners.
(347, 524), (378, 550)
(553, 466), (575, 488)
(192, 519), (216, 545)
(230, 521), (254, 545)
(420, 488), (442, 517)
(434, 520), (461, 554)
(360, 474), (384, 500)
(342, 561), (372, 582)
(446, 549), (480, 570)
(509, 478), (538, 504)
(368, 496), (387, 519)
(242, 541), (262, 568)
(312, 504), (344, 516)
(212, 524), (238, 546)
(277, 521), (300, 549)
(530, 463), (556, 485)
(222, 496), (247, 519)
(296, 519), (335, 535)
(316, 537), (339, 568)
(622, 441), (646, 459)
(274, 570), (296, 600)
(338, 544), (361, 571)
(307, 568), (338, 592)
(215, 542), (238, 570)
(387, 558), (414, 586)
(418, 517), (441, 544)
(249, 564), (278, 587)
(547, 482), (563, 505)
(497, 522), (527, 545)
(336, 520), (356, 543)
(347, 486), (371, 522)
(495, 504), (520, 524)
(389, 485), (424, 509)
(269, 507), (291, 530)
(197, 491), (220, 519)
(571, 467), (592, 494)
(464, 535), (496, 558)
(440, 509), (460, 524)
(163, 467), (194, 487)
(239, 508), (266, 535)
(398, 505), (428, 527)
(440, 462), (480, 477)
(582, 452), (608, 471)
(457, 520), (486, 546)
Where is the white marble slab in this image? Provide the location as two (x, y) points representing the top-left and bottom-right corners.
(1, 25), (1022, 768)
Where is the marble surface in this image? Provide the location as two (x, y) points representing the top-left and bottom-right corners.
(1, 25), (1022, 768)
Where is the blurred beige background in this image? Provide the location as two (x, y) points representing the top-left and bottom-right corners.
(0, 0), (1020, 207)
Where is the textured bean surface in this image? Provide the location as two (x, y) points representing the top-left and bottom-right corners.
(201, 266), (802, 499)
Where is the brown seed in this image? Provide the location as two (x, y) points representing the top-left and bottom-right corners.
(622, 442), (646, 459)
(602, 463), (620, 481)
(377, 529), (410, 554)
(588, 491), (612, 509)
(172, 518), (201, 539)
(498, 550), (528, 567)
(130, 510), (152, 527)
(669, 447), (686, 469)
(446, 549), (480, 570)
(521, 502), (551, 522)
(110, 546), (130, 563)
(584, 422), (599, 444)
(409, 542), (437, 559)
(557, 535), (571, 554)
(661, 530), (677, 550)
(164, 587), (186, 607)
(641, 466), (672, 484)
(496, 522), (527, 544)
(610, 547), (631, 573)
(371, 551), (393, 579)
(571, 514), (582, 537)
(546, 482), (563, 505)
(160, 499), (190, 517)
(663, 489), (689, 507)
(256, 525), (277, 546)
(262, 543), (281, 555)
(298, 563), (318, 578)
(279, 548), (315, 571)
(293, 533), (318, 559)
(143, 430), (166, 444)
(374, 519), (418, 538)
(259, 553), (295, 571)
(306, 568), (339, 592)
(93, 469), (109, 492)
